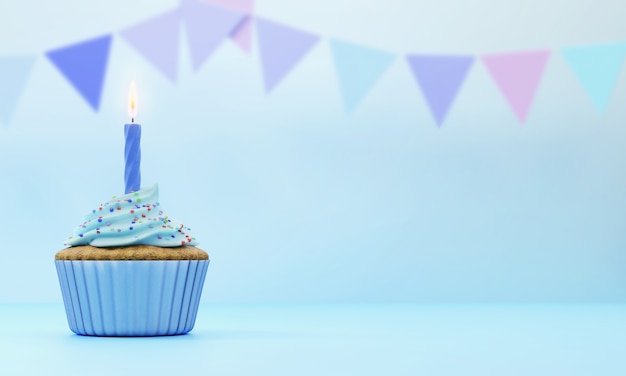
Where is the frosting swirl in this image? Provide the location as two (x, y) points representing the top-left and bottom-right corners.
(65, 184), (198, 247)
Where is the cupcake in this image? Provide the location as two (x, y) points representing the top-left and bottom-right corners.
(55, 184), (209, 336)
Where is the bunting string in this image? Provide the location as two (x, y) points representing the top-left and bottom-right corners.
(1, 0), (625, 126)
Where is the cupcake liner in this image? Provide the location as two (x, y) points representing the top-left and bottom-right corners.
(55, 259), (209, 336)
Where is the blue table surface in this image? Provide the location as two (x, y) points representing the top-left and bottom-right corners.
(1, 303), (625, 375)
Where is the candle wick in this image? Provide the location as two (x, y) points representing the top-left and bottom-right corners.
(132, 117), (134, 123)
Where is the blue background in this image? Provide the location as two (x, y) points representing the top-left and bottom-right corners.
(1, 0), (626, 303)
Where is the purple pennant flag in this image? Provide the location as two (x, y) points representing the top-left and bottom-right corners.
(256, 18), (320, 92)
(406, 54), (474, 126)
(482, 50), (551, 123)
(46, 35), (112, 111)
(120, 9), (181, 83)
(181, 0), (246, 71)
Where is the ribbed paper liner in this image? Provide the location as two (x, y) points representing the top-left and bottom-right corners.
(55, 260), (209, 336)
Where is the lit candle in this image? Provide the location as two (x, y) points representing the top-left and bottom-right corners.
(124, 81), (141, 194)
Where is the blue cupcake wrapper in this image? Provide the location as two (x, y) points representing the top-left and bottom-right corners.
(55, 259), (209, 336)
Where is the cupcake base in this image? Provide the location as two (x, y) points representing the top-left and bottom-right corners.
(55, 258), (209, 336)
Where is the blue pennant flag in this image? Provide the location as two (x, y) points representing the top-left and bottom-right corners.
(0, 55), (36, 125)
(46, 35), (113, 111)
(329, 39), (395, 112)
(562, 42), (626, 112)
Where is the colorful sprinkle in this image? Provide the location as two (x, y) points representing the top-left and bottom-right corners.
(64, 184), (198, 247)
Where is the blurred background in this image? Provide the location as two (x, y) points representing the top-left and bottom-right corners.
(1, 0), (626, 303)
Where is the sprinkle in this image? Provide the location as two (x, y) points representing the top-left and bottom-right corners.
(127, 199), (132, 203)
(130, 210), (134, 214)
(181, 241), (186, 245)
(92, 209), (96, 214)
(141, 214), (146, 218)
(97, 218), (102, 223)
(109, 208), (114, 213)
(129, 227), (134, 230)
(116, 206), (121, 210)
(96, 231), (100, 234)
(106, 222), (112, 226)
(171, 235), (175, 238)
(78, 234), (83, 237)
(157, 235), (162, 239)
(117, 229), (121, 232)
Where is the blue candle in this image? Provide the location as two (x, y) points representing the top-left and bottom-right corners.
(124, 81), (141, 194)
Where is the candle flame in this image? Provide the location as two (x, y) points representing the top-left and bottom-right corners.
(128, 80), (138, 122)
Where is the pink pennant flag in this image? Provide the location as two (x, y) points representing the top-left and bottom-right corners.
(482, 50), (550, 122)
(256, 18), (320, 92)
(203, 0), (254, 53)
(120, 9), (181, 83)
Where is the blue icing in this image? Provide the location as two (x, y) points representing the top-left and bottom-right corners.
(65, 184), (198, 247)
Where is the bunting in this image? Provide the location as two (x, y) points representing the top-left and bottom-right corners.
(256, 18), (320, 92)
(181, 0), (246, 71)
(1, 2), (624, 127)
(204, 0), (255, 53)
(482, 50), (551, 123)
(330, 40), (396, 112)
(46, 35), (112, 111)
(562, 43), (626, 112)
(406, 54), (474, 125)
(0, 55), (36, 125)
(120, 9), (181, 83)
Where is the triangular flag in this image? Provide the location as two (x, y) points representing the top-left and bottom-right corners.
(181, 0), (246, 71)
(482, 50), (550, 122)
(561, 43), (626, 112)
(406, 54), (474, 125)
(46, 35), (112, 111)
(329, 40), (395, 112)
(202, 0), (255, 53)
(256, 18), (320, 92)
(0, 55), (36, 125)
(120, 9), (181, 83)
